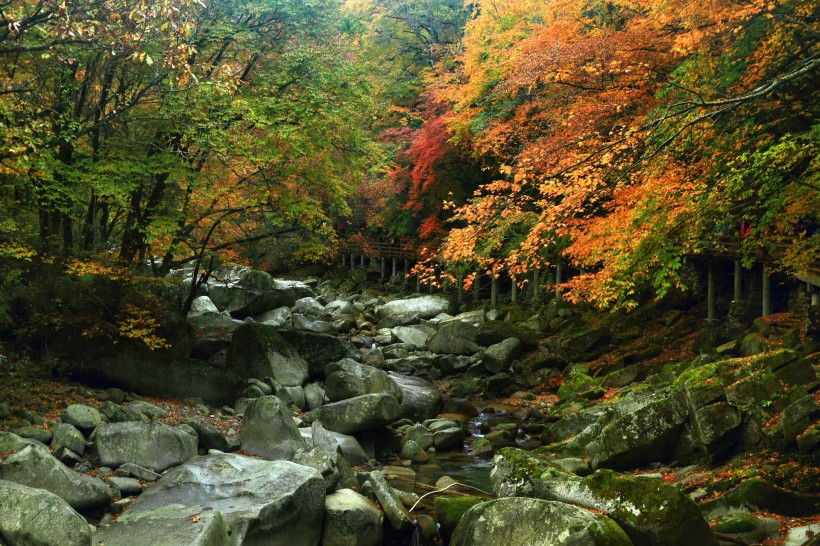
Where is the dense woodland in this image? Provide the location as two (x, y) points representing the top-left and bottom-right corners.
(0, 0), (818, 350)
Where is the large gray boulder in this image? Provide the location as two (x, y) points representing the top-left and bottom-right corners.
(325, 359), (403, 402)
(187, 295), (220, 317)
(93, 422), (198, 473)
(391, 325), (435, 348)
(227, 323), (309, 386)
(426, 331), (480, 356)
(299, 425), (369, 467)
(128, 453), (325, 546)
(323, 488), (384, 546)
(51, 422), (86, 456)
(278, 329), (360, 377)
(0, 480), (92, 546)
(388, 372), (443, 422)
(376, 295), (455, 320)
(491, 448), (717, 546)
(483, 338), (522, 374)
(0, 444), (111, 510)
(93, 504), (230, 546)
(240, 396), (305, 461)
(307, 393), (402, 434)
(586, 388), (688, 469)
(450, 497), (632, 546)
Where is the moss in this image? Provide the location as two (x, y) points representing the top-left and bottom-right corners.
(712, 513), (760, 534)
(434, 495), (487, 537)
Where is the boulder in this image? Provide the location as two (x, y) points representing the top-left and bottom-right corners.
(187, 295), (220, 317)
(376, 295), (455, 320)
(278, 329), (360, 377)
(12, 426), (52, 444)
(304, 383), (327, 410)
(60, 404), (103, 432)
(561, 327), (612, 361)
(127, 400), (169, 420)
(367, 470), (414, 531)
(476, 321), (540, 350)
(308, 393), (402, 434)
(586, 388), (688, 469)
(93, 422), (198, 472)
(433, 427), (466, 451)
(93, 504), (229, 546)
(292, 313), (335, 333)
(391, 325), (435, 347)
(691, 402), (742, 455)
(450, 497), (632, 546)
(388, 372), (443, 422)
(325, 359), (403, 402)
(299, 425), (369, 467)
(51, 423), (86, 456)
(240, 396), (305, 461)
(0, 480), (92, 546)
(0, 444), (111, 510)
(323, 488), (384, 546)
(700, 479), (819, 519)
(435, 495), (487, 538)
(491, 448), (717, 546)
(483, 338), (523, 374)
(227, 323), (309, 386)
(255, 306), (292, 326)
(184, 419), (232, 453)
(128, 453), (325, 546)
(426, 330), (480, 355)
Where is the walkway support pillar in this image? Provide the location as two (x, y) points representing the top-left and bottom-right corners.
(511, 276), (518, 304)
(555, 262), (563, 298)
(812, 291), (819, 307)
(707, 263), (716, 321)
(473, 273), (480, 303)
(762, 265), (771, 317)
(734, 260), (742, 303)
(360, 255), (366, 270)
(341, 254), (347, 269)
(380, 258), (387, 280)
(392, 258), (398, 281)
(532, 269), (540, 299)
(350, 254), (355, 271)
(491, 275), (498, 307)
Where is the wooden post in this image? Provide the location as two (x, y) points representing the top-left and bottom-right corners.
(392, 258), (398, 281)
(707, 263), (716, 321)
(762, 265), (771, 317)
(511, 276), (518, 304)
(491, 275), (498, 307)
(341, 254), (347, 268)
(404, 259), (409, 285)
(380, 258), (387, 280)
(473, 273), (480, 302)
(360, 255), (366, 270)
(532, 269), (540, 298)
(733, 260), (742, 303)
(350, 254), (355, 271)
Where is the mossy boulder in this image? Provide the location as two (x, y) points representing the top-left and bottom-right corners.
(586, 388), (688, 469)
(0, 480), (92, 546)
(491, 448), (717, 546)
(476, 321), (540, 350)
(691, 402), (742, 455)
(434, 495), (487, 538)
(560, 327), (612, 362)
(306, 393), (402, 434)
(451, 498), (633, 546)
(324, 359), (403, 402)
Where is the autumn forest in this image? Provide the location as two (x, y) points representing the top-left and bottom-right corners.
(0, 0), (818, 347)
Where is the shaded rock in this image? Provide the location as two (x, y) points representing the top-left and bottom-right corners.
(188, 295), (220, 317)
(376, 295), (455, 320)
(325, 359), (403, 402)
(105, 476), (142, 496)
(115, 462), (160, 481)
(293, 448), (340, 493)
(304, 383), (327, 410)
(276, 385), (307, 410)
(323, 488), (384, 546)
(227, 323), (308, 386)
(60, 404), (103, 432)
(451, 497), (633, 546)
(292, 313), (334, 334)
(93, 422), (197, 473)
(483, 338), (522, 374)
(476, 321), (540, 350)
(307, 393), (402, 434)
(128, 453), (325, 546)
(711, 513), (781, 545)
(561, 327), (612, 361)
(127, 400), (169, 420)
(692, 402), (741, 455)
(300, 423), (369, 467)
(278, 329), (360, 377)
(255, 306), (292, 326)
(388, 372), (443, 422)
(13, 425), (52, 444)
(93, 504), (229, 546)
(184, 418), (231, 452)
(239, 396), (305, 461)
(400, 439), (430, 463)
(700, 478), (820, 518)
(433, 427), (466, 451)
(99, 401), (143, 423)
(0, 479), (91, 546)
(0, 444), (111, 510)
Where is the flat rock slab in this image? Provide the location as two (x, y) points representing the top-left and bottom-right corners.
(93, 422), (198, 473)
(93, 504), (229, 546)
(128, 453), (325, 546)
(308, 393), (401, 434)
